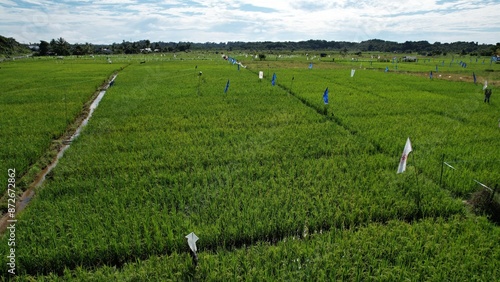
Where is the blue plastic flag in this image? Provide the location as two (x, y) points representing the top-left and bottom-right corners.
(271, 73), (276, 86)
(385, 66), (389, 72)
(224, 79), (230, 93)
(473, 72), (477, 83)
(309, 63), (313, 69)
(323, 87), (329, 105)
(430, 71), (433, 79)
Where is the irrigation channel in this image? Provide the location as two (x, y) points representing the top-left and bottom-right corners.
(0, 74), (118, 234)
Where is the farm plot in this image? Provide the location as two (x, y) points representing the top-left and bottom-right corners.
(1, 58), (465, 276)
(1, 55), (499, 280)
(0, 57), (126, 196)
(261, 61), (500, 197)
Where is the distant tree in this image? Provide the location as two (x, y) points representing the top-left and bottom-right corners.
(39, 38), (496, 57)
(123, 41), (139, 54)
(131, 42), (140, 53)
(73, 44), (85, 56)
(49, 39), (56, 53)
(432, 50), (443, 56)
(176, 43), (191, 52)
(0, 36), (31, 56)
(84, 43), (93, 54)
(71, 43), (92, 56)
(111, 42), (123, 54)
(39, 40), (50, 56)
(51, 37), (71, 56)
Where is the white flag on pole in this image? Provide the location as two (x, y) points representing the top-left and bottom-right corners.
(483, 80), (488, 91)
(185, 232), (199, 253)
(351, 69), (355, 77)
(259, 71), (264, 79)
(397, 137), (412, 173)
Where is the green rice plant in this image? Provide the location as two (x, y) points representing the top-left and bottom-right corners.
(9, 216), (499, 281)
(0, 56), (126, 195)
(1, 55), (498, 279)
(0, 58), (468, 276)
(266, 60), (499, 197)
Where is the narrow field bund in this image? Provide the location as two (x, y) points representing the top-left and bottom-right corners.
(1, 55), (499, 279)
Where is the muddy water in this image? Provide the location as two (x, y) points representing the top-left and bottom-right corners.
(0, 74), (118, 233)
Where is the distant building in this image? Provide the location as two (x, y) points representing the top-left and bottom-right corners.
(100, 48), (112, 54)
(402, 56), (417, 62)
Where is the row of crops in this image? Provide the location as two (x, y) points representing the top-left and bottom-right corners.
(260, 61), (500, 197)
(14, 217), (500, 281)
(0, 57), (126, 197)
(1, 53), (500, 279)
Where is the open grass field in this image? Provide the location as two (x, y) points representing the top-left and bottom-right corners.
(1, 52), (499, 280)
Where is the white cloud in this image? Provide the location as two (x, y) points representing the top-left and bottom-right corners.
(0, 0), (17, 6)
(1, 0), (499, 44)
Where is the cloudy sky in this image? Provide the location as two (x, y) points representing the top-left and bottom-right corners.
(1, 0), (499, 45)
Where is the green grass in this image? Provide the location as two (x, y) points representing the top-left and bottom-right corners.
(0, 56), (126, 196)
(1, 53), (499, 280)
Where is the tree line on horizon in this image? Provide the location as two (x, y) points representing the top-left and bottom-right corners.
(1, 35), (499, 57)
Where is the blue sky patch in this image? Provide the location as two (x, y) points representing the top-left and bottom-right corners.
(239, 4), (276, 13)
